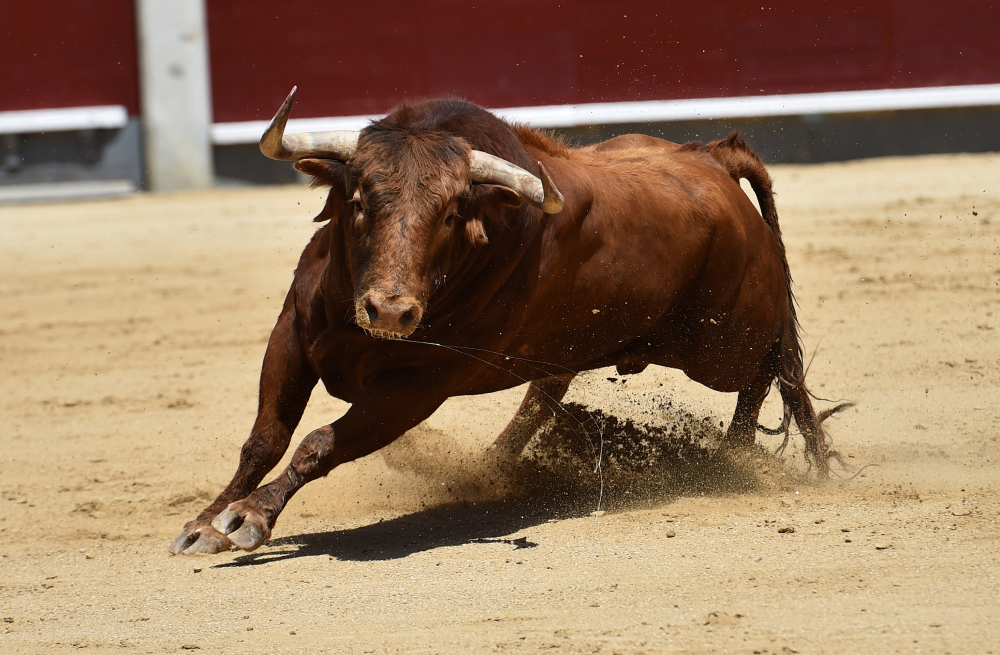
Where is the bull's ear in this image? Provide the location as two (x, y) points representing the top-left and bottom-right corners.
(294, 158), (348, 224)
(459, 184), (522, 244)
(462, 184), (523, 221)
(478, 185), (522, 209)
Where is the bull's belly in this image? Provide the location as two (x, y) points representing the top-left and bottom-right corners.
(652, 313), (780, 392)
(672, 336), (773, 392)
(602, 332), (773, 393)
(497, 318), (774, 394)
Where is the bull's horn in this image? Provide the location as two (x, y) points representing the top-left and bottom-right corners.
(259, 86), (359, 162)
(469, 151), (565, 214)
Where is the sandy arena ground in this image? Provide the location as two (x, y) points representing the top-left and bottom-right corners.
(1, 152), (998, 654)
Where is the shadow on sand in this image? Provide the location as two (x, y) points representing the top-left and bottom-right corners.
(213, 499), (569, 568)
(212, 428), (787, 570)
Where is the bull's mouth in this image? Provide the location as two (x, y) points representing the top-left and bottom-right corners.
(363, 328), (413, 340)
(357, 324), (415, 340)
(354, 291), (423, 339)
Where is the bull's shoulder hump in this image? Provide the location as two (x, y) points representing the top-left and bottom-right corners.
(583, 133), (677, 154)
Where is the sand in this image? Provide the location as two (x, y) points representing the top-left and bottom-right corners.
(1, 152), (998, 653)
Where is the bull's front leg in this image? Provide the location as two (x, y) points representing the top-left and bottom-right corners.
(169, 306), (318, 555)
(211, 372), (447, 552)
(491, 374), (576, 458)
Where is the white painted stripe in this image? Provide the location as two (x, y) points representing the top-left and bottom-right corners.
(209, 83), (1000, 145)
(0, 179), (137, 204)
(0, 105), (129, 135)
(495, 83), (1000, 127)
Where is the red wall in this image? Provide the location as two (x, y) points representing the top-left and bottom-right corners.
(206, 0), (1000, 123)
(0, 1), (140, 114)
(2, 1), (998, 122)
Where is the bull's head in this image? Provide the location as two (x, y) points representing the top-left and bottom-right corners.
(260, 87), (564, 339)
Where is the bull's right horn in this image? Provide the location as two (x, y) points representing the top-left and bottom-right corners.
(259, 86), (359, 162)
(469, 151), (565, 214)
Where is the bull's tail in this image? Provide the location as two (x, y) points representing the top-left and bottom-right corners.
(772, 315), (845, 471)
(703, 132), (850, 471)
(702, 131), (787, 280)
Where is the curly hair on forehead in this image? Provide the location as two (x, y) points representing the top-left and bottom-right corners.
(378, 97), (558, 170)
(350, 122), (472, 217)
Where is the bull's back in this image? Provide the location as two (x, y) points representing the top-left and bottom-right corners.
(567, 135), (778, 303)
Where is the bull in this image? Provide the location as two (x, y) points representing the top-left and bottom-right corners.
(170, 87), (841, 555)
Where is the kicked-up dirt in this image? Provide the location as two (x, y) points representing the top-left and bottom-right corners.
(1, 151), (998, 653)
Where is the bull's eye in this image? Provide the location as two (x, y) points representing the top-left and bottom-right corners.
(444, 214), (455, 227)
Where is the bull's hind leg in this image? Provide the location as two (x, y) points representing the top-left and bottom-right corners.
(724, 351), (779, 450)
(169, 307), (318, 555)
(491, 374), (576, 458)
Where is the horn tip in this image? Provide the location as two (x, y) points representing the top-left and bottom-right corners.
(537, 161), (565, 214)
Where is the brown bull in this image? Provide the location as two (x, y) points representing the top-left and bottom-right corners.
(170, 87), (840, 555)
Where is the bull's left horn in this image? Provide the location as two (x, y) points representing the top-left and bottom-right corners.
(259, 86), (359, 162)
(469, 151), (565, 214)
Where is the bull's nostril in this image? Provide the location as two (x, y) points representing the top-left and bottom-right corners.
(365, 301), (378, 325)
(400, 309), (415, 326)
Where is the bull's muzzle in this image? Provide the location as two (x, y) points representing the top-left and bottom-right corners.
(356, 291), (423, 338)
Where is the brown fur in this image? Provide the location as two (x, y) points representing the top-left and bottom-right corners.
(511, 124), (571, 158)
(169, 98), (841, 555)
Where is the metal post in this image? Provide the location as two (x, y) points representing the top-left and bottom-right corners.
(135, 0), (214, 191)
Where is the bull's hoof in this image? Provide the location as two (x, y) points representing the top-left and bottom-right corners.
(211, 505), (271, 552)
(169, 525), (235, 555)
(211, 507), (243, 535)
(184, 527), (235, 554)
(168, 530), (198, 555)
(229, 521), (269, 551)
